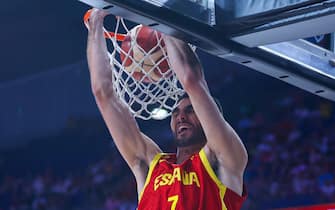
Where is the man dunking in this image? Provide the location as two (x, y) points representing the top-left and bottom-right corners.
(86, 8), (248, 210)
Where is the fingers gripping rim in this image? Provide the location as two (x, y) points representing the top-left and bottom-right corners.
(83, 9), (126, 41)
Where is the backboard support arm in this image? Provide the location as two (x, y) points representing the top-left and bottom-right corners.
(79, 0), (335, 101)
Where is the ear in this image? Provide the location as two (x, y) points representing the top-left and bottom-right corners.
(170, 116), (175, 132)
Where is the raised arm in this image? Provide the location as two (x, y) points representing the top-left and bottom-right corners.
(86, 9), (161, 186)
(163, 35), (248, 195)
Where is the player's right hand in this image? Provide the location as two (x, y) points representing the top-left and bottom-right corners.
(85, 8), (108, 32)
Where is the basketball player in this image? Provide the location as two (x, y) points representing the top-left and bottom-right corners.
(86, 8), (248, 210)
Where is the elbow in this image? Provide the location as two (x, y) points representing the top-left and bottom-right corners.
(242, 149), (249, 169)
(91, 80), (115, 101)
(178, 64), (205, 92)
(231, 139), (249, 173)
(239, 146), (249, 171)
(180, 75), (196, 91)
(179, 70), (206, 92)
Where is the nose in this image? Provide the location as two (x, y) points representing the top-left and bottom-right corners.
(176, 111), (187, 122)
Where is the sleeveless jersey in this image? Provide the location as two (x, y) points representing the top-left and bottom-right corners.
(137, 149), (247, 210)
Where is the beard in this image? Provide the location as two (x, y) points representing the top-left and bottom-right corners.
(172, 127), (206, 147)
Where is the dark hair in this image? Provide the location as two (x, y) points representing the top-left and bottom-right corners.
(177, 92), (189, 103)
(177, 92), (223, 114)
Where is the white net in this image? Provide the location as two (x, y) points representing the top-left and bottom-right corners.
(103, 17), (186, 120)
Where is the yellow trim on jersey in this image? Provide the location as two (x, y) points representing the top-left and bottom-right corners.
(199, 149), (227, 210)
(138, 153), (163, 201)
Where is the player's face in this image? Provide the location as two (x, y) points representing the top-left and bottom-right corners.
(170, 98), (206, 147)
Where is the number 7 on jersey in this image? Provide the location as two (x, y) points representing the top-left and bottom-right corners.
(168, 195), (179, 210)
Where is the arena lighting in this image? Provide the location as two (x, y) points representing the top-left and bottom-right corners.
(143, 0), (168, 7)
(151, 108), (169, 120)
(259, 40), (335, 81)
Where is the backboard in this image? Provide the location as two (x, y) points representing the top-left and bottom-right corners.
(79, 0), (335, 101)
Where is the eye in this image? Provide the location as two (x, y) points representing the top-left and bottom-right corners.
(171, 109), (179, 117)
(185, 106), (194, 114)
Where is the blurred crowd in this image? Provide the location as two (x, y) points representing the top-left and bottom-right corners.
(239, 90), (335, 209)
(0, 136), (138, 210)
(1, 63), (335, 210)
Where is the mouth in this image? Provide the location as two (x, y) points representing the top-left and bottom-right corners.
(177, 123), (192, 134)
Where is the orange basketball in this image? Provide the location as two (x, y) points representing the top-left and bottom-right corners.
(120, 25), (170, 83)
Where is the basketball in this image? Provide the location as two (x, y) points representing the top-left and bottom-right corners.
(120, 25), (170, 83)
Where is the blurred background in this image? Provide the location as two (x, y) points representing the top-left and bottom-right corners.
(0, 1), (334, 210)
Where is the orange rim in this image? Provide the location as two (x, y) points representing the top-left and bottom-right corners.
(84, 9), (126, 41)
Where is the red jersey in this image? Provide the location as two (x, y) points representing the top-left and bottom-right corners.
(137, 149), (247, 210)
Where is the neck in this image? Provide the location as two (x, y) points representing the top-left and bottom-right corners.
(176, 143), (205, 164)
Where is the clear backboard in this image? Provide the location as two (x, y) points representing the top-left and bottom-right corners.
(79, 0), (335, 101)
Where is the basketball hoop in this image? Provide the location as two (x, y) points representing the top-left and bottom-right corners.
(84, 9), (186, 120)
